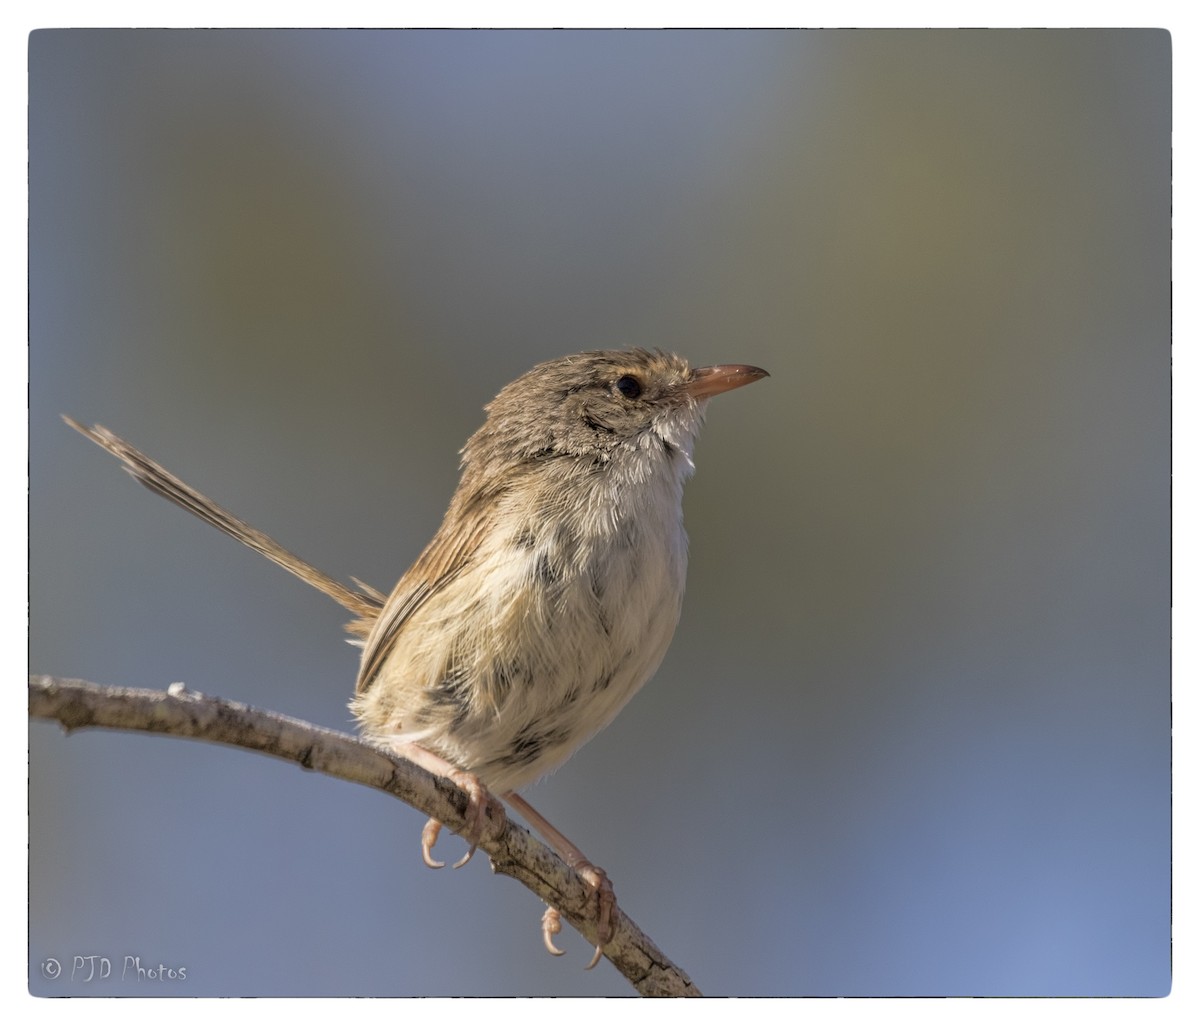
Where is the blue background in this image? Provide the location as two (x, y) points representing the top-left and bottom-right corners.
(29, 29), (1170, 996)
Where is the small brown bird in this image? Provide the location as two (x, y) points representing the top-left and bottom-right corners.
(68, 347), (767, 968)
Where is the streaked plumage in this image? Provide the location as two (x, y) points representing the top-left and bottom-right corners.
(351, 349), (712, 793)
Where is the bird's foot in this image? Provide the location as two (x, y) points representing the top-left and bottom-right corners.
(503, 790), (617, 969)
(421, 769), (500, 869)
(573, 859), (616, 970)
(539, 861), (616, 969)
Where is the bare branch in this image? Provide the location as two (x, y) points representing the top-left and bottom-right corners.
(28, 674), (700, 997)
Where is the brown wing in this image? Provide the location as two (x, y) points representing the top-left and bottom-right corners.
(354, 484), (501, 696)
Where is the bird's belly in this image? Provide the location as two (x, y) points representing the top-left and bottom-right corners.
(471, 529), (684, 792)
(374, 513), (687, 794)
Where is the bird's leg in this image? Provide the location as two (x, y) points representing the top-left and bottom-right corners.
(503, 791), (616, 970)
(386, 740), (501, 869)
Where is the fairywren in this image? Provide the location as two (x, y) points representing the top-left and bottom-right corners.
(68, 348), (768, 969)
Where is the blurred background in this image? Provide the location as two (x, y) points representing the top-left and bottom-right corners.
(29, 29), (1169, 996)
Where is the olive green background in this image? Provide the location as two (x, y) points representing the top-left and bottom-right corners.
(30, 29), (1169, 996)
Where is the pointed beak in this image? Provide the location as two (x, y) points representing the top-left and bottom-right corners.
(686, 364), (770, 400)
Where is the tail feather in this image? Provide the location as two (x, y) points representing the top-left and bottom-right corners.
(63, 416), (384, 636)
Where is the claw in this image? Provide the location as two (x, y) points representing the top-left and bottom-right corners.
(421, 818), (446, 869)
(448, 769), (492, 868)
(421, 812), (479, 869)
(386, 741), (501, 872)
(575, 861), (616, 970)
(541, 906), (565, 956)
(500, 791), (618, 970)
(419, 769), (500, 870)
(536, 862), (614, 969)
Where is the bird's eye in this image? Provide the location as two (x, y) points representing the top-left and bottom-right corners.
(614, 375), (642, 399)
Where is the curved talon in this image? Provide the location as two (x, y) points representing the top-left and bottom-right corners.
(541, 906), (565, 957)
(390, 746), (501, 874)
(498, 792), (618, 971)
(421, 818), (446, 869)
(422, 816), (478, 869)
(447, 769), (495, 868)
(574, 861), (616, 970)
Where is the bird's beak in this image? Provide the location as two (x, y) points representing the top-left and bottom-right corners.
(686, 364), (770, 400)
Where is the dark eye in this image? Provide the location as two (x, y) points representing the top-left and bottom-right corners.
(614, 375), (642, 399)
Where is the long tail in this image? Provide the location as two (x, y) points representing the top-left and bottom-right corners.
(64, 417), (385, 636)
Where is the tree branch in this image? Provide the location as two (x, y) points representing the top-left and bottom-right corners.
(29, 674), (700, 997)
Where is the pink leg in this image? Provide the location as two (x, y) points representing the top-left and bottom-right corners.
(504, 791), (616, 970)
(387, 740), (500, 869)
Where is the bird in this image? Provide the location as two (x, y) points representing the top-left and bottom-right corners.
(66, 347), (768, 969)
